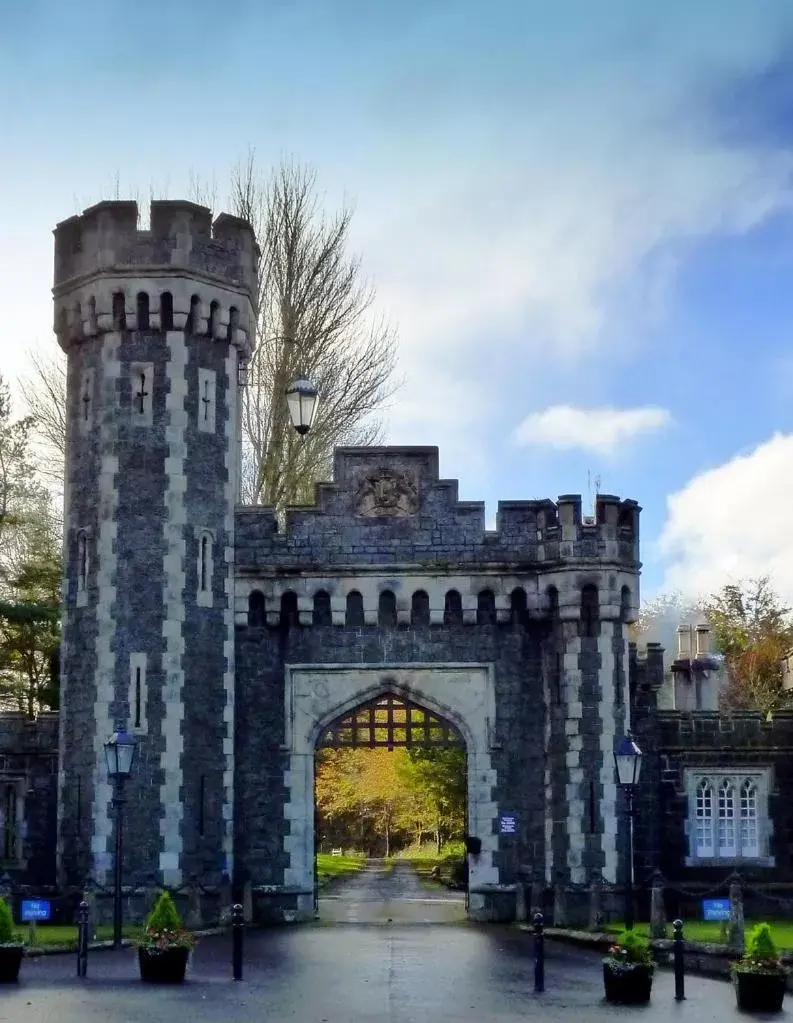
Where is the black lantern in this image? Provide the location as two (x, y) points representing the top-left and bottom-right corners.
(613, 733), (642, 789)
(104, 729), (136, 779)
(285, 376), (319, 436)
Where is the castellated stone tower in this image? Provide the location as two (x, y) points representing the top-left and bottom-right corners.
(53, 201), (256, 889)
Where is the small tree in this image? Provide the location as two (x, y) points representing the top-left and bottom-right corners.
(704, 578), (793, 716)
(734, 922), (784, 974)
(145, 890), (183, 933)
(0, 897), (18, 945)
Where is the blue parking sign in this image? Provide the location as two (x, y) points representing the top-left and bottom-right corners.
(21, 899), (51, 922)
(702, 898), (730, 922)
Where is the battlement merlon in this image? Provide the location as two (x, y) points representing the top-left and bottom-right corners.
(235, 445), (641, 570)
(53, 200), (258, 354)
(53, 200), (258, 293)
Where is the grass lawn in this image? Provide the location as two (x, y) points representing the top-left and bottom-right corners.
(12, 923), (142, 949)
(603, 920), (793, 949)
(399, 843), (466, 890)
(316, 852), (366, 888)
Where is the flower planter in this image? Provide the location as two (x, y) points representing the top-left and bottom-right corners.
(603, 962), (654, 1005)
(0, 945), (24, 984)
(138, 946), (190, 984)
(733, 971), (786, 1013)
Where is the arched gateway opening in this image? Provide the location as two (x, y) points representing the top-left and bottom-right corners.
(313, 689), (467, 921)
(282, 664), (499, 921)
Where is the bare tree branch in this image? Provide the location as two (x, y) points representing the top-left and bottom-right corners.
(20, 156), (401, 515)
(232, 154), (400, 510)
(18, 347), (67, 488)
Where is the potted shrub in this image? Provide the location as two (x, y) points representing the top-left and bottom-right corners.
(732, 923), (787, 1013)
(0, 896), (24, 984)
(136, 891), (195, 983)
(602, 929), (654, 1004)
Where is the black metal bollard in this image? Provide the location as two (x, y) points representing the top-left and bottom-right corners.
(533, 911), (545, 993)
(232, 903), (244, 981)
(76, 900), (89, 978)
(673, 918), (685, 1001)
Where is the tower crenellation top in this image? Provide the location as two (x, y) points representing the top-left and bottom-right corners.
(53, 199), (258, 294)
(53, 200), (259, 354)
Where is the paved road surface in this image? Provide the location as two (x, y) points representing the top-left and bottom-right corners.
(0, 867), (744, 1022)
(318, 858), (466, 923)
(1, 926), (744, 1023)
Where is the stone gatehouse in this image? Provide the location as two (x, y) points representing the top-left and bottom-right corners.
(41, 199), (642, 923)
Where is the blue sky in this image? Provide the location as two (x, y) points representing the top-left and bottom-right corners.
(2, 0), (793, 604)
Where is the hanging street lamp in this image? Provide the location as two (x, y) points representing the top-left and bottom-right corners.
(285, 376), (319, 436)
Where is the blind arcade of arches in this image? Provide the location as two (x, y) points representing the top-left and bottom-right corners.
(317, 692), (463, 749)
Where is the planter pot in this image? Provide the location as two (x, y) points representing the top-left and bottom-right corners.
(603, 961), (654, 1005)
(138, 946), (190, 984)
(733, 971), (786, 1013)
(0, 945), (24, 984)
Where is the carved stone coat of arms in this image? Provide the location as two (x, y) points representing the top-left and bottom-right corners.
(354, 469), (419, 518)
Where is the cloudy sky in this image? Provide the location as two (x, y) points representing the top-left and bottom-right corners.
(2, 0), (793, 604)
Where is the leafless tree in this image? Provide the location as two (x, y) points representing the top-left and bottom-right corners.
(229, 153), (400, 509)
(22, 157), (399, 513)
(18, 348), (67, 488)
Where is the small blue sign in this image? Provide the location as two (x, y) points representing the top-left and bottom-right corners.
(500, 814), (518, 835)
(21, 899), (51, 922)
(703, 898), (730, 922)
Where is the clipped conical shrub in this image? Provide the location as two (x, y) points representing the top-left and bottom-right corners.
(746, 923), (779, 964)
(144, 891), (183, 934)
(0, 897), (17, 944)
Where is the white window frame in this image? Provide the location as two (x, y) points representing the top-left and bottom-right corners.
(197, 367), (217, 434)
(129, 361), (154, 425)
(129, 652), (148, 734)
(196, 529), (215, 607)
(685, 768), (773, 866)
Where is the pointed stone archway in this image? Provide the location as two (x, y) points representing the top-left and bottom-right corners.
(282, 662), (500, 919)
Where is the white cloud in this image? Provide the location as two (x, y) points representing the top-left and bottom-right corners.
(513, 404), (672, 455)
(659, 433), (793, 603)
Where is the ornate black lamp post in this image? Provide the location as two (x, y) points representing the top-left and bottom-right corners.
(614, 733), (643, 931)
(285, 376), (319, 436)
(104, 729), (137, 948)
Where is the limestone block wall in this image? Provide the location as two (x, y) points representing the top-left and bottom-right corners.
(55, 201), (253, 889)
(234, 446), (641, 902)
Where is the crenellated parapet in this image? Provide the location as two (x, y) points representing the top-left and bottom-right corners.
(235, 446), (641, 628)
(53, 200), (258, 355)
(236, 446), (641, 572)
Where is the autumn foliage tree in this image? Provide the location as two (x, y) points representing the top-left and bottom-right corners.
(704, 577), (793, 716)
(314, 744), (466, 857)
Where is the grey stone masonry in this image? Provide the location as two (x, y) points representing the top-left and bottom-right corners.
(0, 714), (58, 886)
(234, 446), (641, 921)
(55, 200), (255, 891)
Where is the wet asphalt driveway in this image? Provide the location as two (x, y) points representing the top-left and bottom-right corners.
(1, 862), (743, 1022)
(318, 858), (466, 923)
